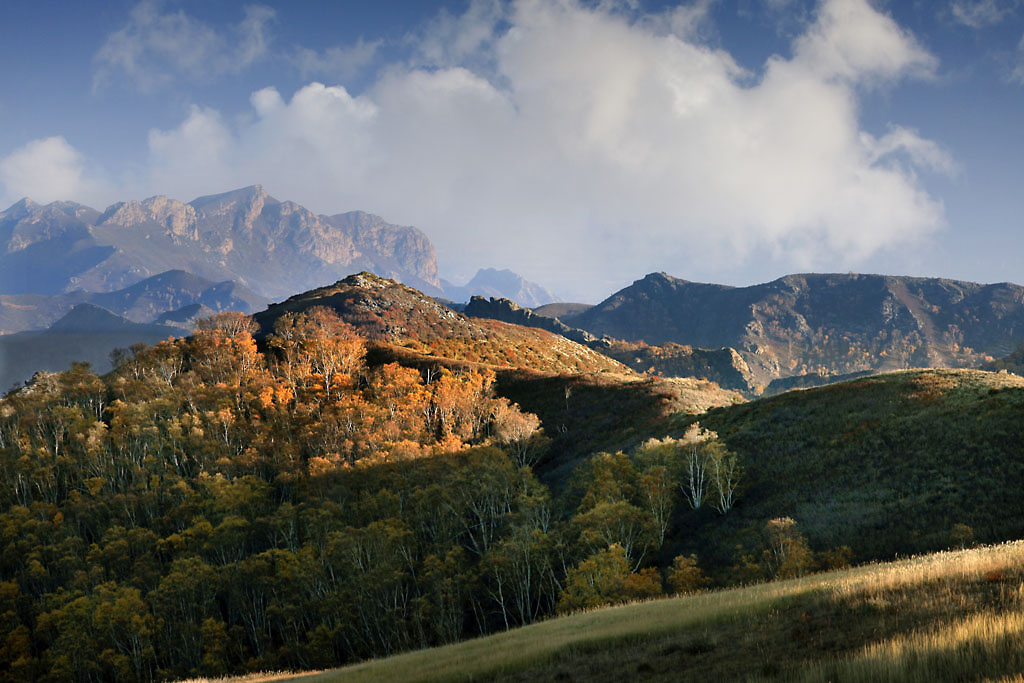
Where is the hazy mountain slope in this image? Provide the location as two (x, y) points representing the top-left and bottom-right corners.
(88, 269), (267, 322)
(0, 185), (441, 300)
(532, 302), (592, 320)
(0, 304), (180, 391)
(573, 272), (1024, 384)
(443, 267), (560, 307)
(0, 270), (268, 334)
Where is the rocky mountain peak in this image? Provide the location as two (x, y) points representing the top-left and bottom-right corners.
(98, 196), (197, 236)
(1, 198), (37, 221)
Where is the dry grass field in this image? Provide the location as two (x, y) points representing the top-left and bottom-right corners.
(210, 541), (1024, 682)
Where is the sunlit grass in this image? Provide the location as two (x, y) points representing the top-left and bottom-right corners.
(282, 541), (1024, 682)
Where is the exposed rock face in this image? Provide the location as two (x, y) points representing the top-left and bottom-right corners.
(0, 185), (442, 300)
(573, 272), (1024, 385)
(443, 268), (559, 307)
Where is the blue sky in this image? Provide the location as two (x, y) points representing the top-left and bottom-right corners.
(1, 0), (1022, 301)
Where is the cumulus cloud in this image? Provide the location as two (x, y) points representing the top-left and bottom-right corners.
(93, 0), (274, 90)
(36, 0), (948, 300)
(0, 137), (109, 207)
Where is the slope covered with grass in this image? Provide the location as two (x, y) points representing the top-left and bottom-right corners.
(280, 541), (1024, 682)
(670, 368), (1024, 571)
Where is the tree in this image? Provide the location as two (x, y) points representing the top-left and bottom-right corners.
(762, 517), (813, 579)
(556, 544), (661, 614)
(491, 400), (549, 468)
(666, 554), (709, 595)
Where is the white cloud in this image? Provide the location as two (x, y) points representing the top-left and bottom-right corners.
(38, 0), (948, 300)
(93, 0), (274, 90)
(0, 137), (109, 207)
(792, 0), (936, 83)
(950, 0), (1019, 28)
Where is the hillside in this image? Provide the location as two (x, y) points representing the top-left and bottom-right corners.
(290, 542), (1024, 682)
(0, 186), (440, 300)
(2, 299), (1021, 681)
(252, 272), (628, 375)
(464, 296), (758, 394)
(572, 272), (1024, 385)
(601, 342), (759, 394)
(676, 368), (1024, 571)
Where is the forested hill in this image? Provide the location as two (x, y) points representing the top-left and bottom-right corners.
(2, 294), (1024, 681)
(572, 272), (1024, 385)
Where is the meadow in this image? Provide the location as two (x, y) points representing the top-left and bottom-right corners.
(254, 541), (1024, 682)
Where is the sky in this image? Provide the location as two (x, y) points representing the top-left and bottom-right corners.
(0, 0), (1022, 302)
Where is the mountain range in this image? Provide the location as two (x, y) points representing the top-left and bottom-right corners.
(0, 185), (440, 300)
(569, 272), (1024, 388)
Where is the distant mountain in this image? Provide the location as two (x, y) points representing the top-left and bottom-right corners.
(252, 272), (626, 375)
(0, 269), (268, 334)
(532, 302), (592, 320)
(443, 268), (559, 307)
(463, 295), (601, 346)
(0, 185), (441, 300)
(464, 296), (759, 394)
(0, 304), (181, 391)
(572, 272), (1024, 385)
(154, 303), (217, 330)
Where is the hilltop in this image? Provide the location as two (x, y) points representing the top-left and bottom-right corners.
(252, 272), (628, 376)
(572, 272), (1024, 385)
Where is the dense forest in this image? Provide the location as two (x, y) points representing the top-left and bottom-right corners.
(0, 308), (769, 682)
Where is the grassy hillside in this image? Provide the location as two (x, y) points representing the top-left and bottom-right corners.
(676, 368), (1024, 571)
(274, 541), (1024, 682)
